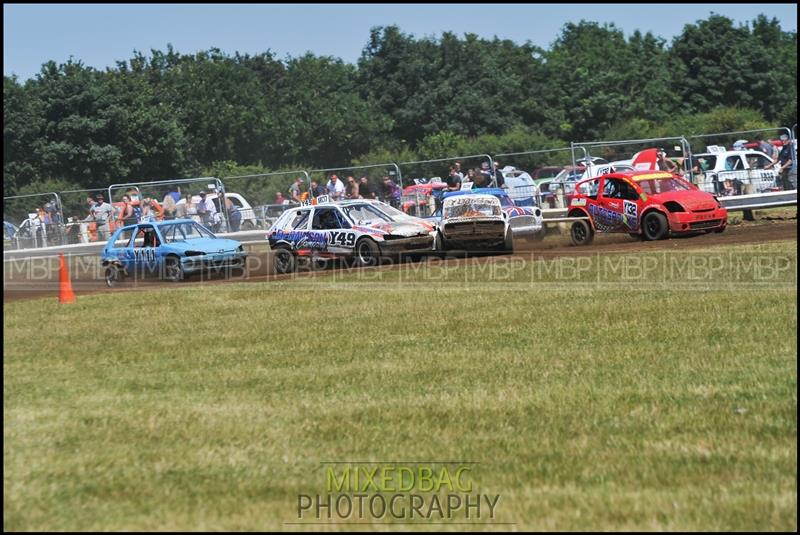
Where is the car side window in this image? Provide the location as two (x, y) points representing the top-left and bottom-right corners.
(579, 179), (600, 199)
(747, 154), (771, 170)
(290, 210), (310, 230)
(725, 156), (744, 171)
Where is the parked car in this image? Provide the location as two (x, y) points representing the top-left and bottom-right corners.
(692, 147), (779, 195)
(100, 219), (247, 286)
(498, 166), (537, 207)
(400, 181), (449, 217)
(566, 170), (727, 245)
(267, 200), (436, 273)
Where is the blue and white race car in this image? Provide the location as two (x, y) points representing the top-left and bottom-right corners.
(432, 188), (546, 241)
(100, 219), (247, 286)
(267, 200), (436, 273)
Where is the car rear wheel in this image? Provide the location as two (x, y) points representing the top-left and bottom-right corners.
(163, 256), (185, 282)
(354, 238), (379, 267)
(105, 264), (123, 288)
(642, 211), (669, 241)
(273, 247), (296, 274)
(570, 219), (594, 246)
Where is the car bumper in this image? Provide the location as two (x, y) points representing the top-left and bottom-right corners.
(379, 235), (436, 255)
(181, 252), (247, 273)
(667, 208), (728, 232)
(508, 216), (543, 236)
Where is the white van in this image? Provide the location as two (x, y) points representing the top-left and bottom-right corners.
(693, 147), (778, 194)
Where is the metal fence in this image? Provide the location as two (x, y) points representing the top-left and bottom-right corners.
(3, 192), (63, 249)
(220, 170), (310, 230)
(397, 155), (493, 217)
(308, 162), (403, 208)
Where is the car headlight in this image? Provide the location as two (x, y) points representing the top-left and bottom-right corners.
(185, 250), (206, 256)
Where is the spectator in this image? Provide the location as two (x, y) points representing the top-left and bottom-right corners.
(381, 176), (402, 207)
(195, 191), (211, 226)
(93, 194), (114, 241)
(309, 180), (325, 198)
(119, 195), (138, 226)
(453, 161), (464, 181)
(175, 193), (195, 221)
(226, 198), (242, 232)
(125, 187), (141, 207)
(162, 191), (177, 219)
(494, 161), (505, 188)
(345, 175), (360, 199)
(754, 135), (779, 162)
(167, 186), (181, 204)
(326, 174), (345, 200)
(359, 176), (376, 199)
(479, 162), (493, 184)
(275, 192), (290, 205)
(289, 177), (305, 203)
(466, 168), (483, 188)
(768, 134), (795, 190)
(445, 166), (461, 192)
(141, 197), (164, 222)
(79, 196), (97, 243)
(657, 150), (677, 172)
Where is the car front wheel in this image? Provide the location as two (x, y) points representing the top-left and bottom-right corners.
(642, 211), (669, 241)
(355, 238), (380, 267)
(163, 256), (185, 282)
(105, 264), (123, 288)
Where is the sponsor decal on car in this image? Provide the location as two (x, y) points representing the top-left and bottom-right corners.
(571, 198), (587, 206)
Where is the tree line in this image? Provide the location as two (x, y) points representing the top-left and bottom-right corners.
(3, 14), (797, 197)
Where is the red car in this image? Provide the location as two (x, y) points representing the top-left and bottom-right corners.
(566, 171), (728, 245)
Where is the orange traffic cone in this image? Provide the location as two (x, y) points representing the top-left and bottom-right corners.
(58, 252), (76, 304)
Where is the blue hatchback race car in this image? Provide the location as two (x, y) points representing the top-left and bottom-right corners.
(100, 219), (247, 286)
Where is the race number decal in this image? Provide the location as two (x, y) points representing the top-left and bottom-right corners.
(328, 231), (356, 247)
(315, 194), (330, 204)
(133, 248), (156, 262)
(623, 200), (638, 229)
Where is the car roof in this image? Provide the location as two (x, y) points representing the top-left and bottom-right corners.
(442, 188), (507, 199)
(115, 218), (199, 231)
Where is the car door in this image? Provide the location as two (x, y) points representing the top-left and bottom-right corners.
(130, 224), (159, 277)
(597, 177), (640, 232)
(311, 207), (356, 254)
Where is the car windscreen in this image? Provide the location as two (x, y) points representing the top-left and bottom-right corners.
(444, 199), (501, 219)
(372, 202), (411, 220)
(637, 178), (693, 195)
(341, 204), (393, 225)
(160, 222), (216, 243)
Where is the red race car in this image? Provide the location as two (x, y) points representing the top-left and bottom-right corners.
(566, 171), (727, 245)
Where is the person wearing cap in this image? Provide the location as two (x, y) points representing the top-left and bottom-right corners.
(326, 174), (345, 200)
(288, 177), (305, 203)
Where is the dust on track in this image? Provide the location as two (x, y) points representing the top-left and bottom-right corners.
(5, 220), (797, 303)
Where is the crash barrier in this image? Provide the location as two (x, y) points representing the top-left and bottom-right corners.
(398, 155), (494, 217)
(492, 146), (589, 209)
(219, 170), (310, 230)
(108, 176), (229, 233)
(3, 192), (64, 249)
(308, 162), (404, 210)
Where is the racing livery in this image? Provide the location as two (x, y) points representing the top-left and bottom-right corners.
(441, 188), (545, 240)
(100, 219), (247, 286)
(566, 171), (728, 245)
(267, 200), (436, 272)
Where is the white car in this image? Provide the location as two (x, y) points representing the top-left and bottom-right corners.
(692, 147), (778, 194)
(437, 193), (512, 253)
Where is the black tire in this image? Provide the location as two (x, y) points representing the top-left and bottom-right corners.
(570, 219), (594, 246)
(273, 247), (296, 274)
(354, 238), (380, 267)
(242, 220), (256, 231)
(105, 264), (123, 288)
(503, 229), (514, 253)
(642, 211), (669, 241)
(163, 255), (185, 282)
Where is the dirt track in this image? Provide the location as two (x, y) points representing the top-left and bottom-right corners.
(4, 220), (797, 303)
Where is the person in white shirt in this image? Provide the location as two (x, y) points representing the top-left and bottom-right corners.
(326, 174), (346, 200)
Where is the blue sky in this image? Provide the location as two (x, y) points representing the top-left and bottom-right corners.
(4, 3), (797, 80)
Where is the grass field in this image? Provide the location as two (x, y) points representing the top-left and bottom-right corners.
(3, 240), (797, 531)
